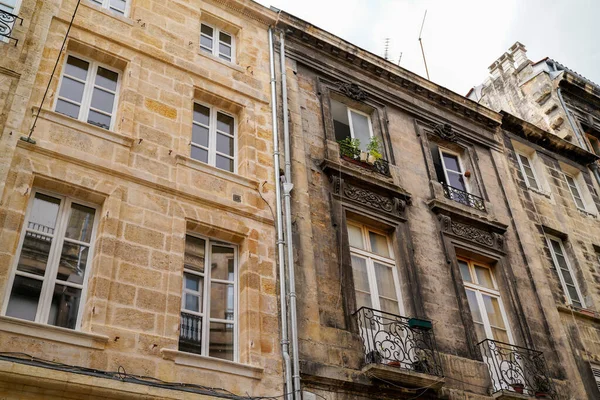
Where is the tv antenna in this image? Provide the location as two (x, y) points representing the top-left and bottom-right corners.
(384, 38), (390, 61)
(398, 52), (403, 66)
(418, 10), (430, 80)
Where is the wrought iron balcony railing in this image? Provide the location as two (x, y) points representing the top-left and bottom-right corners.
(338, 143), (391, 177)
(479, 339), (558, 399)
(354, 307), (443, 377)
(441, 182), (486, 212)
(0, 10), (23, 45)
(179, 312), (202, 354)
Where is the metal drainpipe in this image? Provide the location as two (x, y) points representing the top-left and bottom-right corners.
(268, 27), (293, 400)
(279, 31), (301, 400)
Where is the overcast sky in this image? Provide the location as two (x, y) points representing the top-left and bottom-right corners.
(256, 0), (600, 96)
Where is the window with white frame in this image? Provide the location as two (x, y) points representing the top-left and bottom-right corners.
(440, 149), (468, 193)
(191, 102), (236, 172)
(545, 235), (585, 308)
(180, 234), (237, 361)
(331, 99), (373, 152)
(0, 0), (21, 43)
(200, 23), (234, 62)
(55, 55), (120, 131)
(591, 364), (600, 392)
(564, 173), (586, 210)
(89, 0), (129, 16)
(3, 190), (98, 330)
(347, 222), (403, 315)
(516, 152), (541, 191)
(458, 258), (512, 344)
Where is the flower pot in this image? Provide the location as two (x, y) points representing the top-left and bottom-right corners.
(534, 392), (548, 398)
(367, 154), (376, 165)
(359, 151), (368, 162)
(387, 361), (401, 368)
(510, 383), (524, 394)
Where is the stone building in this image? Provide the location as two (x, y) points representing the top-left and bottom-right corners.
(0, 0), (284, 399)
(469, 43), (600, 398)
(271, 12), (584, 400)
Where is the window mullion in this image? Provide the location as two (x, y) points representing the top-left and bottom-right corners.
(475, 291), (494, 340)
(366, 258), (380, 310)
(202, 239), (211, 356)
(347, 107), (355, 140)
(80, 62), (97, 124)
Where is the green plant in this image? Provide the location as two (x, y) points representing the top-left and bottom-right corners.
(367, 136), (383, 160)
(338, 137), (361, 159)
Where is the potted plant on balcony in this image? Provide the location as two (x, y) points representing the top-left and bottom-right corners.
(366, 136), (383, 165)
(533, 375), (551, 398)
(509, 381), (525, 394)
(338, 137), (361, 162)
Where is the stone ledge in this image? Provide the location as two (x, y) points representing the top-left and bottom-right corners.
(492, 390), (531, 399)
(175, 154), (259, 190)
(160, 348), (263, 379)
(197, 50), (246, 73)
(362, 363), (445, 390)
(0, 316), (109, 350)
(33, 107), (134, 147)
(81, 0), (135, 25)
(557, 305), (600, 323)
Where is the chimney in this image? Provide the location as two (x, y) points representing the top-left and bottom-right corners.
(510, 41), (529, 69)
(499, 52), (515, 74)
(489, 60), (503, 79)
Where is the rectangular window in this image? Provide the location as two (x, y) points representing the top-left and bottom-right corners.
(516, 152), (540, 191)
(347, 222), (403, 315)
(331, 99), (373, 152)
(545, 236), (585, 308)
(55, 55), (120, 131)
(2, 190), (98, 330)
(459, 258), (512, 344)
(191, 103), (236, 172)
(180, 235), (237, 361)
(200, 23), (234, 62)
(89, 0), (129, 16)
(564, 173), (586, 210)
(592, 364), (600, 392)
(440, 150), (468, 193)
(0, 0), (21, 43)
(587, 134), (600, 156)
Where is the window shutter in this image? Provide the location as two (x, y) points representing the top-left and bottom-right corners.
(429, 142), (446, 184)
(592, 366), (600, 391)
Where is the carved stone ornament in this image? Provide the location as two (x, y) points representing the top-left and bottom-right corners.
(330, 176), (405, 216)
(438, 214), (504, 249)
(337, 82), (368, 101)
(433, 123), (457, 142)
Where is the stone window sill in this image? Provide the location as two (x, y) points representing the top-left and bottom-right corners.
(557, 305), (600, 322)
(0, 315), (109, 349)
(576, 207), (597, 218)
(526, 186), (552, 199)
(33, 107), (134, 147)
(175, 154), (258, 190)
(197, 50), (245, 73)
(160, 348), (263, 379)
(82, 0), (134, 25)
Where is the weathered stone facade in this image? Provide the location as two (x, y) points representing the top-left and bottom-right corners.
(470, 43), (600, 399)
(0, 0), (283, 398)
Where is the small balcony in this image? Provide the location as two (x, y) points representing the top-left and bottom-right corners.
(479, 339), (558, 399)
(354, 307), (444, 389)
(441, 182), (486, 212)
(0, 9), (23, 45)
(338, 141), (391, 177)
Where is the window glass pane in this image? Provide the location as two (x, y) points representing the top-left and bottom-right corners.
(47, 284), (81, 329)
(191, 146), (208, 163)
(217, 133), (234, 156)
(219, 43), (232, 58)
(566, 285), (582, 306)
(6, 276), (42, 321)
(550, 239), (563, 256)
(29, 193), (61, 232)
(90, 88), (116, 114)
(56, 99), (81, 120)
(179, 312), (202, 352)
(379, 297), (400, 315)
(369, 231), (390, 258)
(350, 111), (370, 152)
(216, 112), (234, 135)
(185, 235), (206, 273)
(65, 203), (95, 243)
(200, 24), (213, 37)
(57, 242), (88, 284)
(65, 56), (89, 81)
(210, 282), (235, 319)
(58, 77), (86, 103)
(87, 110), (112, 130)
(492, 328), (509, 343)
(465, 289), (482, 323)
(374, 262), (397, 300)
(347, 224), (364, 249)
(459, 260), (471, 282)
(561, 270), (575, 285)
(210, 245), (234, 281)
(474, 322), (486, 343)
(193, 103), (210, 126)
(482, 295), (506, 329)
(110, 0), (126, 12)
(185, 272), (202, 292)
(16, 231), (53, 276)
(355, 292), (372, 310)
(331, 99), (351, 142)
(209, 322), (234, 360)
(0, 2), (15, 13)
(219, 32), (231, 45)
(474, 265), (494, 289)
(351, 255), (370, 293)
(200, 36), (213, 51)
(442, 153), (461, 172)
(95, 67), (118, 91)
(447, 171), (466, 191)
(192, 124), (209, 147)
(215, 155), (234, 172)
(185, 293), (200, 312)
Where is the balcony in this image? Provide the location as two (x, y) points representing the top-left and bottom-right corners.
(179, 312), (202, 355)
(441, 182), (486, 212)
(479, 339), (558, 399)
(338, 141), (391, 177)
(0, 9), (23, 45)
(354, 307), (444, 389)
